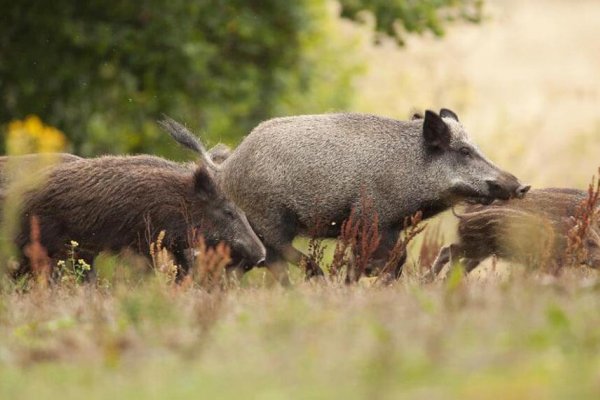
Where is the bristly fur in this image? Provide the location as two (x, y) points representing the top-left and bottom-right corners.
(12, 155), (265, 278)
(160, 111), (526, 283)
(430, 188), (600, 277)
(217, 110), (525, 279)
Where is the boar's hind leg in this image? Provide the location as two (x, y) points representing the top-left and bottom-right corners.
(370, 228), (406, 279)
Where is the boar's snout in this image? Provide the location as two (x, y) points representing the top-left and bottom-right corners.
(516, 184), (531, 198)
(485, 179), (511, 200)
(486, 174), (530, 201)
(232, 236), (267, 270)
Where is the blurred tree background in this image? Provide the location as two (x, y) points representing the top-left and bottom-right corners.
(0, 0), (481, 158)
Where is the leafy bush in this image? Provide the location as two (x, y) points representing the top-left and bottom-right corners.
(0, 0), (480, 157)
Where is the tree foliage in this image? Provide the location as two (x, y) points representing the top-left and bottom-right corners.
(339, 0), (482, 42)
(0, 0), (481, 157)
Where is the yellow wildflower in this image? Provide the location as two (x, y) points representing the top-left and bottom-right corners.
(6, 114), (68, 154)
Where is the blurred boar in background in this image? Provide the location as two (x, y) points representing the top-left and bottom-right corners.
(430, 188), (600, 276)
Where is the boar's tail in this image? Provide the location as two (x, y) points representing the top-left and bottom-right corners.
(158, 115), (220, 171)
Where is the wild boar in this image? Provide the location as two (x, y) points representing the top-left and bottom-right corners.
(12, 155), (266, 277)
(160, 111), (529, 284)
(430, 188), (600, 276)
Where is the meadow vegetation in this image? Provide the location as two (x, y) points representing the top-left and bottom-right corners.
(2, 263), (600, 399)
(1, 173), (598, 398)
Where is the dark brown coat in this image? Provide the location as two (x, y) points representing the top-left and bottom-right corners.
(431, 188), (600, 275)
(13, 155), (265, 276)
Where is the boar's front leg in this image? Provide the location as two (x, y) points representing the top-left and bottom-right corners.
(424, 243), (461, 281)
(428, 243), (483, 280)
(251, 206), (324, 285)
(270, 244), (325, 285)
(431, 244), (453, 276)
(172, 243), (192, 279)
(463, 258), (483, 273)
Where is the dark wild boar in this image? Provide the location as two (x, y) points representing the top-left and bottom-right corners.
(430, 188), (600, 276)
(160, 110), (530, 284)
(12, 155), (266, 277)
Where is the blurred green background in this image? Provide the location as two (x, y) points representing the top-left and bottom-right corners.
(0, 0), (481, 158)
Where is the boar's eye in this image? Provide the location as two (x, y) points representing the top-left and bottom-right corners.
(459, 147), (472, 157)
(224, 209), (236, 218)
(587, 239), (599, 249)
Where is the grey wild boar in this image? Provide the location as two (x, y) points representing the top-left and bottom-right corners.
(12, 155), (266, 277)
(160, 110), (529, 284)
(430, 188), (600, 276)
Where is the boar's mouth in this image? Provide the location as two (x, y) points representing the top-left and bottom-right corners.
(449, 181), (528, 205)
(474, 196), (495, 205)
(230, 256), (256, 271)
(449, 183), (497, 205)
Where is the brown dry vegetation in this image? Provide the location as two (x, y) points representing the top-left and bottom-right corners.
(2, 269), (600, 399)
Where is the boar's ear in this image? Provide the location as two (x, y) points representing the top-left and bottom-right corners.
(423, 110), (451, 149)
(193, 164), (218, 198)
(439, 108), (459, 122)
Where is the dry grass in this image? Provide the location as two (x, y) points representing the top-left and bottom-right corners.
(22, 216), (50, 288)
(418, 223), (445, 273)
(378, 211), (426, 283)
(1, 269), (600, 399)
(2, 197), (600, 400)
(328, 196), (382, 284)
(567, 170), (600, 266)
(303, 196), (425, 284)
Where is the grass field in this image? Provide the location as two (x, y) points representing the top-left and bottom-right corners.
(1, 269), (600, 399)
